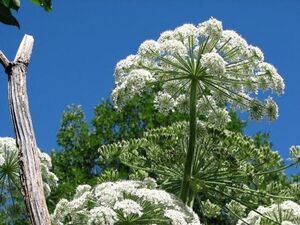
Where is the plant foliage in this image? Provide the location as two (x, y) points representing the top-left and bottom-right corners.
(0, 0), (51, 27)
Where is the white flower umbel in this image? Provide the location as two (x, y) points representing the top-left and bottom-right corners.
(112, 69), (155, 110)
(200, 52), (226, 75)
(218, 30), (249, 60)
(87, 206), (118, 225)
(114, 199), (143, 217)
(165, 209), (188, 225)
(51, 179), (201, 225)
(259, 62), (285, 94)
(237, 200), (300, 225)
(111, 17), (285, 205)
(198, 17), (223, 39)
(290, 145), (300, 163)
(51, 199), (68, 225)
(0, 155), (5, 166)
(264, 97), (279, 121)
(0, 137), (58, 197)
(154, 91), (177, 115)
(112, 17), (284, 124)
(134, 188), (174, 206)
(173, 24), (199, 45)
(114, 54), (141, 84)
(138, 40), (160, 57)
(226, 200), (247, 218)
(0, 137), (17, 153)
(249, 45), (264, 62)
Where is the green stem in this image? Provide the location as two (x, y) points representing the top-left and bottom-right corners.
(254, 162), (297, 176)
(180, 79), (198, 206)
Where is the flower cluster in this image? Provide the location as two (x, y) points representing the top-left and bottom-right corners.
(290, 145), (300, 163)
(0, 137), (17, 167)
(51, 179), (201, 225)
(0, 137), (58, 197)
(237, 201), (300, 225)
(112, 17), (284, 125)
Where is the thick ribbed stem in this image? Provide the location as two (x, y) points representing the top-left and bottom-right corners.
(180, 79), (198, 206)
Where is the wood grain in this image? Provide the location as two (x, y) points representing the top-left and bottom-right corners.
(1, 35), (51, 225)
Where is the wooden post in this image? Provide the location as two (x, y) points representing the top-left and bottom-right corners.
(0, 35), (51, 225)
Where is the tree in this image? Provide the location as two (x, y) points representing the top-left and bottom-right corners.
(0, 0), (52, 28)
(0, 35), (51, 225)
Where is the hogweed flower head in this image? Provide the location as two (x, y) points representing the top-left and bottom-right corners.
(289, 145), (300, 163)
(113, 199), (143, 217)
(112, 17), (284, 125)
(0, 155), (5, 166)
(88, 206), (118, 225)
(237, 200), (300, 225)
(200, 52), (226, 75)
(202, 199), (221, 218)
(0, 137), (58, 197)
(51, 179), (201, 225)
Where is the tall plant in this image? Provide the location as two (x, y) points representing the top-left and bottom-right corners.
(99, 121), (300, 224)
(111, 18), (284, 206)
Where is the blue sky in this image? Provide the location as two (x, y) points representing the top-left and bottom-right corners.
(0, 0), (299, 171)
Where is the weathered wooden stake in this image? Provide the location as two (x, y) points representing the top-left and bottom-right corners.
(0, 35), (51, 225)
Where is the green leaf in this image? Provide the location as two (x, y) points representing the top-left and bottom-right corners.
(0, 3), (19, 28)
(31, 0), (52, 12)
(11, 0), (20, 9)
(0, 0), (20, 10)
(0, 0), (19, 10)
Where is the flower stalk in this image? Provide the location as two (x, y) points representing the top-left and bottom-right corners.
(180, 79), (198, 205)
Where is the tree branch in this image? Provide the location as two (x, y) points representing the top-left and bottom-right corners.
(0, 51), (10, 69)
(14, 35), (33, 64)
